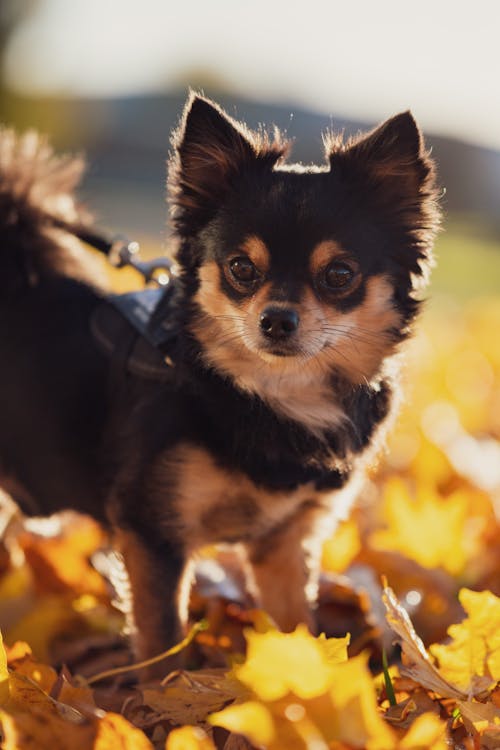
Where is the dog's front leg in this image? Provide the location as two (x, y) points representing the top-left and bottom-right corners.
(246, 512), (322, 634)
(114, 528), (191, 678)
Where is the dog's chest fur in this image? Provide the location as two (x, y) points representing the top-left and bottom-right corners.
(156, 442), (359, 551)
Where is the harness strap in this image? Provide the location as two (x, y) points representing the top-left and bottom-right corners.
(90, 293), (176, 382)
(50, 216), (179, 382)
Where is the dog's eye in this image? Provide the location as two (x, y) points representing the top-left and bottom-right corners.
(229, 257), (258, 283)
(324, 261), (356, 290)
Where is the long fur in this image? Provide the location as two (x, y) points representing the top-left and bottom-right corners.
(0, 97), (440, 678)
(0, 127), (104, 291)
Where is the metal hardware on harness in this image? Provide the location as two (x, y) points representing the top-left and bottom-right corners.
(108, 235), (175, 288)
(52, 219), (175, 289)
(51, 217), (179, 379)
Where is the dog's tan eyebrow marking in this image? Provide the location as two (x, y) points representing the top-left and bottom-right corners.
(309, 240), (345, 275)
(240, 235), (270, 273)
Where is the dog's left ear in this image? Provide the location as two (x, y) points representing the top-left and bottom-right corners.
(328, 111), (435, 193)
(170, 94), (287, 236)
(328, 112), (440, 277)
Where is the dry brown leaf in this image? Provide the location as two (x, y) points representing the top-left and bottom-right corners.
(51, 668), (96, 710)
(384, 691), (439, 729)
(0, 707), (154, 750)
(382, 585), (471, 700)
(139, 669), (244, 727)
(457, 701), (500, 750)
(0, 707), (95, 750)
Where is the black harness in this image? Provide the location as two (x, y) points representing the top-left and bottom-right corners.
(68, 224), (180, 381)
(91, 287), (178, 382)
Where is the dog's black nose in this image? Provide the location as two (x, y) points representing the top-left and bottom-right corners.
(259, 308), (300, 339)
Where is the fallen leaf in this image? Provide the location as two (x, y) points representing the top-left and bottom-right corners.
(235, 625), (349, 701)
(139, 670), (244, 727)
(19, 519), (107, 599)
(397, 711), (448, 749)
(429, 588), (500, 691)
(51, 669), (96, 710)
(0, 707), (94, 750)
(457, 701), (500, 750)
(0, 707), (154, 750)
(210, 701), (274, 747)
(165, 725), (216, 749)
(382, 585), (471, 699)
(93, 712), (154, 749)
(323, 654), (396, 750)
(371, 479), (471, 576)
(384, 692), (438, 729)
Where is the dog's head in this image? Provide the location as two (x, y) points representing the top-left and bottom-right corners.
(168, 94), (440, 392)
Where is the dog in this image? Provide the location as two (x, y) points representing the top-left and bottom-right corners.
(0, 94), (439, 675)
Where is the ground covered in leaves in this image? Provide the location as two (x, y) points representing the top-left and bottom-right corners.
(1, 292), (500, 749)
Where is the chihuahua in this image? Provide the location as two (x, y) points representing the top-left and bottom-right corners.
(0, 95), (439, 673)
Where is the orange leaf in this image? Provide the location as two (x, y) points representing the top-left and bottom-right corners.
(19, 518), (107, 599)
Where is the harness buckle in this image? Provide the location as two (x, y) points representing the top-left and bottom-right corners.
(109, 236), (176, 287)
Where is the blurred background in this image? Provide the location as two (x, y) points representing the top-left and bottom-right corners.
(1, 0), (500, 300)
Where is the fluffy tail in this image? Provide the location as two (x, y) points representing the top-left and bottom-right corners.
(0, 126), (103, 293)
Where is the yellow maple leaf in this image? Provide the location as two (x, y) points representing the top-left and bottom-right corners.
(93, 712), (154, 749)
(430, 588), (500, 691)
(214, 651), (396, 750)
(316, 632), (352, 665)
(210, 701), (275, 746)
(235, 625), (349, 701)
(322, 654), (396, 750)
(370, 478), (470, 575)
(165, 725), (216, 750)
(397, 712), (448, 749)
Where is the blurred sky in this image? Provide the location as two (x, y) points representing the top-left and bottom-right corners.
(3, 0), (500, 151)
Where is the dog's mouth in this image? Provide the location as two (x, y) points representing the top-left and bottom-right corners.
(257, 341), (303, 358)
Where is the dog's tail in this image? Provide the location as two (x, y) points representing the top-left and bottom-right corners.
(0, 126), (104, 294)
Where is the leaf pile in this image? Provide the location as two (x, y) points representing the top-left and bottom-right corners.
(1, 295), (500, 749)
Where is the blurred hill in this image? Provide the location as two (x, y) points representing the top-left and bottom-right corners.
(1, 90), (500, 243)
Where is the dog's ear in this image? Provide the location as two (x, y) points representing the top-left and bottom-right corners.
(327, 112), (440, 279)
(328, 111), (434, 194)
(170, 94), (287, 236)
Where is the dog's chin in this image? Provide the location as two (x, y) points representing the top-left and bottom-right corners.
(249, 341), (310, 365)
(241, 332), (327, 367)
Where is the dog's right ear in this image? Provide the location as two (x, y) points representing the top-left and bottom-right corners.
(169, 94), (287, 236)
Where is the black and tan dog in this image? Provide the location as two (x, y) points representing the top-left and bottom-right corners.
(0, 95), (439, 672)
